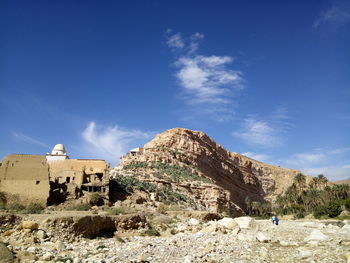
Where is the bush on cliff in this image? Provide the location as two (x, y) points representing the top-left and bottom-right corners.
(25, 203), (45, 214)
(89, 193), (104, 206)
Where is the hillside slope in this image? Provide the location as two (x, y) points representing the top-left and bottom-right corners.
(112, 128), (301, 214)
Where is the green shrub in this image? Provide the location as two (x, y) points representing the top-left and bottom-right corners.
(8, 203), (25, 211)
(151, 162), (212, 184)
(313, 205), (328, 219)
(107, 206), (134, 215)
(339, 198), (350, 210)
(294, 211), (305, 219)
(68, 203), (91, 211)
(89, 193), (104, 206)
(113, 175), (156, 193)
(25, 203), (45, 214)
(142, 225), (160, 236)
(123, 162), (148, 169)
(326, 201), (342, 218)
(157, 187), (188, 205)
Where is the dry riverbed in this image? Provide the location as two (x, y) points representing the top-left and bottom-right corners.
(1, 212), (350, 263)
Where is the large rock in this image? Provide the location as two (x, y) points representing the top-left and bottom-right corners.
(304, 229), (329, 242)
(22, 221), (39, 230)
(0, 242), (14, 263)
(217, 217), (238, 230)
(234, 216), (255, 229)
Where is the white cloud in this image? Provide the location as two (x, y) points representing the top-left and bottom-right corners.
(233, 118), (281, 148)
(301, 166), (350, 182)
(12, 132), (49, 149)
(314, 3), (350, 29)
(166, 31), (244, 120)
(281, 147), (350, 181)
(81, 122), (154, 165)
(285, 152), (325, 167)
(175, 55), (242, 104)
(189, 32), (204, 53)
(166, 33), (185, 49)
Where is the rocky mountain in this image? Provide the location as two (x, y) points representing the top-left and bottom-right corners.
(111, 128), (301, 215)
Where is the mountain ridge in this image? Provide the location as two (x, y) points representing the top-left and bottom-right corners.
(112, 128), (303, 214)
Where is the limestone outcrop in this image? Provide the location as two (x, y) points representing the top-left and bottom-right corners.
(112, 128), (301, 213)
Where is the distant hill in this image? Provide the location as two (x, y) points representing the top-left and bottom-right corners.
(334, 179), (350, 185)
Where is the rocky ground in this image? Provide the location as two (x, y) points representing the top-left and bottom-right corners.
(1, 211), (350, 263)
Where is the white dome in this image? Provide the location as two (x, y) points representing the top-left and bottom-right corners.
(51, 144), (67, 155)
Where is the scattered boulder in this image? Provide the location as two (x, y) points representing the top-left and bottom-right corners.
(234, 216), (255, 229)
(188, 218), (200, 226)
(42, 252), (53, 261)
(342, 224), (350, 231)
(22, 221), (39, 231)
(304, 229), (329, 242)
(298, 248), (313, 259)
(0, 242), (14, 263)
(217, 217), (238, 230)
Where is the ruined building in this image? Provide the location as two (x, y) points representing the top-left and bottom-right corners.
(0, 144), (109, 206)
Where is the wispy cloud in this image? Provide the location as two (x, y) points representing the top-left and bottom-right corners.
(81, 121), (154, 165)
(313, 1), (350, 29)
(233, 117), (282, 148)
(281, 147), (350, 181)
(166, 30), (244, 120)
(12, 132), (49, 149)
(233, 107), (292, 148)
(175, 55), (242, 104)
(166, 32), (185, 49)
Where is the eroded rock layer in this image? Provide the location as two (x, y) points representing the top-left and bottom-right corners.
(113, 128), (300, 213)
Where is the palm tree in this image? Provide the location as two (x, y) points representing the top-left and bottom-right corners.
(301, 189), (323, 211)
(317, 174), (328, 189)
(309, 177), (318, 189)
(284, 184), (299, 205)
(294, 173), (306, 193)
(331, 184), (350, 200)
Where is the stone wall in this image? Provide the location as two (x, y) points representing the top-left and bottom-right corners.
(0, 154), (50, 205)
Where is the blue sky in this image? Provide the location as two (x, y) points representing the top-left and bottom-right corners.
(1, 0), (349, 181)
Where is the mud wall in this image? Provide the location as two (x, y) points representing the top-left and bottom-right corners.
(0, 154), (50, 205)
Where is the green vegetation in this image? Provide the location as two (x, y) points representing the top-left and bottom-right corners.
(7, 203), (26, 211)
(89, 193), (104, 206)
(157, 187), (189, 205)
(275, 173), (350, 219)
(5, 202), (45, 214)
(123, 162), (148, 169)
(67, 203), (92, 211)
(25, 203), (45, 214)
(122, 161), (212, 184)
(142, 224), (160, 236)
(151, 162), (212, 184)
(113, 175), (156, 193)
(107, 206), (135, 215)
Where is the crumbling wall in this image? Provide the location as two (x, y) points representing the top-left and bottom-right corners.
(0, 154), (50, 205)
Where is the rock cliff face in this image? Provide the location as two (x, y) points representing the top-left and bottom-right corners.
(112, 128), (300, 214)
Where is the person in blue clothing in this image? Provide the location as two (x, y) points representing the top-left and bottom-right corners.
(272, 215), (279, 225)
